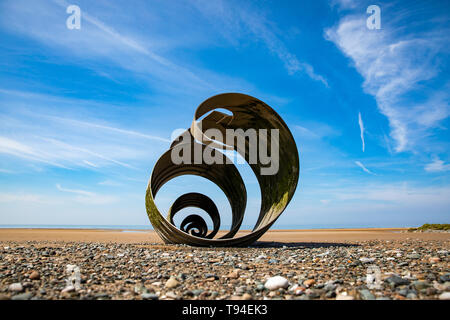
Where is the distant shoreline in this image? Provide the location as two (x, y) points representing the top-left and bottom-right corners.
(1, 227), (448, 244)
(0, 225), (417, 231)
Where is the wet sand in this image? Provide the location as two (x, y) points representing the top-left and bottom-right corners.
(0, 228), (448, 244)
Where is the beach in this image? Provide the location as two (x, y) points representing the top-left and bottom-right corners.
(0, 228), (448, 300)
(1, 227), (448, 243)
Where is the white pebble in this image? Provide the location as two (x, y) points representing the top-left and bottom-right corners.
(61, 285), (75, 293)
(264, 276), (289, 290)
(8, 283), (23, 292)
(336, 294), (355, 300)
(439, 292), (450, 300)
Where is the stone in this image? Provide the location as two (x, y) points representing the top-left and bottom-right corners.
(359, 257), (375, 263)
(227, 269), (240, 279)
(359, 289), (375, 300)
(8, 283), (23, 292)
(192, 289), (204, 296)
(141, 293), (158, 300)
(256, 284), (265, 291)
(406, 292), (417, 299)
(29, 271), (40, 280)
(303, 279), (316, 288)
(385, 275), (410, 286)
(165, 291), (178, 299)
(439, 274), (450, 282)
(429, 257), (440, 263)
(264, 276), (289, 290)
(61, 286), (75, 293)
(11, 292), (33, 300)
(242, 293), (252, 300)
(412, 280), (430, 290)
(336, 293), (354, 300)
(439, 292), (450, 300)
(324, 283), (337, 292)
(165, 277), (179, 289)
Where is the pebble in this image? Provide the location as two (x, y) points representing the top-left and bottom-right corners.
(429, 257), (440, 263)
(359, 289), (375, 300)
(11, 292), (33, 300)
(439, 292), (450, 300)
(165, 277), (179, 289)
(385, 275), (410, 286)
(227, 269), (240, 279)
(165, 291), (178, 299)
(192, 289), (204, 296)
(29, 271), (40, 280)
(0, 238), (447, 300)
(8, 283), (23, 292)
(141, 293), (158, 300)
(242, 293), (252, 300)
(303, 279), (316, 288)
(61, 286), (75, 293)
(336, 293), (354, 300)
(412, 280), (430, 290)
(264, 276), (289, 290)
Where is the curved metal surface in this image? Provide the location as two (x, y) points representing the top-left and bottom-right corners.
(145, 93), (299, 247)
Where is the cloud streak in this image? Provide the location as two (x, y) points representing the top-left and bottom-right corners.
(355, 160), (375, 175)
(358, 112), (365, 152)
(56, 184), (95, 197)
(425, 158), (450, 173)
(56, 184), (117, 204)
(0, 89), (170, 172)
(191, 0), (328, 86)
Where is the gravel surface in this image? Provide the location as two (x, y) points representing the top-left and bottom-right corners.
(0, 239), (448, 300)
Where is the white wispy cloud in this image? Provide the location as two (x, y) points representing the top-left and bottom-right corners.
(47, 116), (170, 143)
(358, 112), (365, 152)
(425, 158), (450, 173)
(83, 160), (99, 168)
(56, 184), (95, 197)
(355, 160), (375, 175)
(56, 184), (117, 204)
(0, 89), (170, 172)
(98, 180), (122, 187)
(295, 122), (341, 140)
(325, 9), (450, 153)
(0, 136), (68, 168)
(0, 0), (255, 95)
(0, 134), (135, 170)
(191, 0), (328, 86)
(0, 193), (59, 204)
(44, 138), (135, 169)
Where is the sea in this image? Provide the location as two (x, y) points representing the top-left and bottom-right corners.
(0, 223), (412, 230)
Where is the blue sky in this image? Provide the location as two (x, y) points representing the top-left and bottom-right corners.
(0, 0), (449, 229)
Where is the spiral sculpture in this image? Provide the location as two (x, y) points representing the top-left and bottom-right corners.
(145, 93), (299, 247)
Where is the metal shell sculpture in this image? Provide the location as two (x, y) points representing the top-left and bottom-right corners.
(145, 93), (299, 247)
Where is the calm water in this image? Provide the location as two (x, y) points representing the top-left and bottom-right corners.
(0, 223), (412, 230)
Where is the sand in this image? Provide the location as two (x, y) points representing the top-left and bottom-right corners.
(0, 228), (448, 244)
